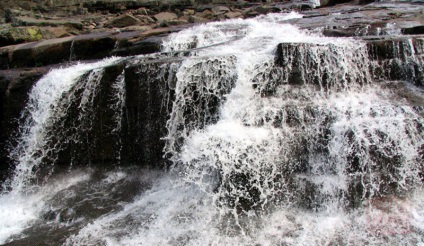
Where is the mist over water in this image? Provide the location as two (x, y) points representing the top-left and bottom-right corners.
(1, 12), (424, 245)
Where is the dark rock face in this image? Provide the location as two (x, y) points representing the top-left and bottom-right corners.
(48, 64), (126, 168)
(367, 37), (424, 86)
(274, 35), (424, 88)
(122, 61), (177, 167)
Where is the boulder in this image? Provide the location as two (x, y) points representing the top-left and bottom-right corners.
(212, 6), (230, 15)
(153, 12), (178, 22)
(323, 28), (356, 37)
(104, 14), (141, 28)
(184, 9), (195, 15)
(131, 7), (150, 15)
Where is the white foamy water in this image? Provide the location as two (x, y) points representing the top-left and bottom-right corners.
(0, 170), (91, 244)
(2, 12), (424, 245)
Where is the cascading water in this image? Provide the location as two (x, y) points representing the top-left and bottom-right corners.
(0, 57), (125, 243)
(6, 57), (123, 193)
(1, 12), (424, 245)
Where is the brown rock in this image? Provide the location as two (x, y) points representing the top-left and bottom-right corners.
(178, 15), (190, 22)
(153, 12), (178, 22)
(189, 16), (209, 24)
(135, 15), (155, 25)
(199, 10), (214, 19)
(104, 14), (141, 28)
(225, 11), (243, 19)
(45, 27), (71, 38)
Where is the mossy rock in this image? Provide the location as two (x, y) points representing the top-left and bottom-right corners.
(0, 26), (44, 46)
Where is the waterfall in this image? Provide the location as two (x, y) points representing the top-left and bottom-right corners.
(5, 57), (123, 193)
(0, 57), (127, 243)
(1, 12), (424, 245)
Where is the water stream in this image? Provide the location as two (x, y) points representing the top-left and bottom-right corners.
(1, 12), (423, 245)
